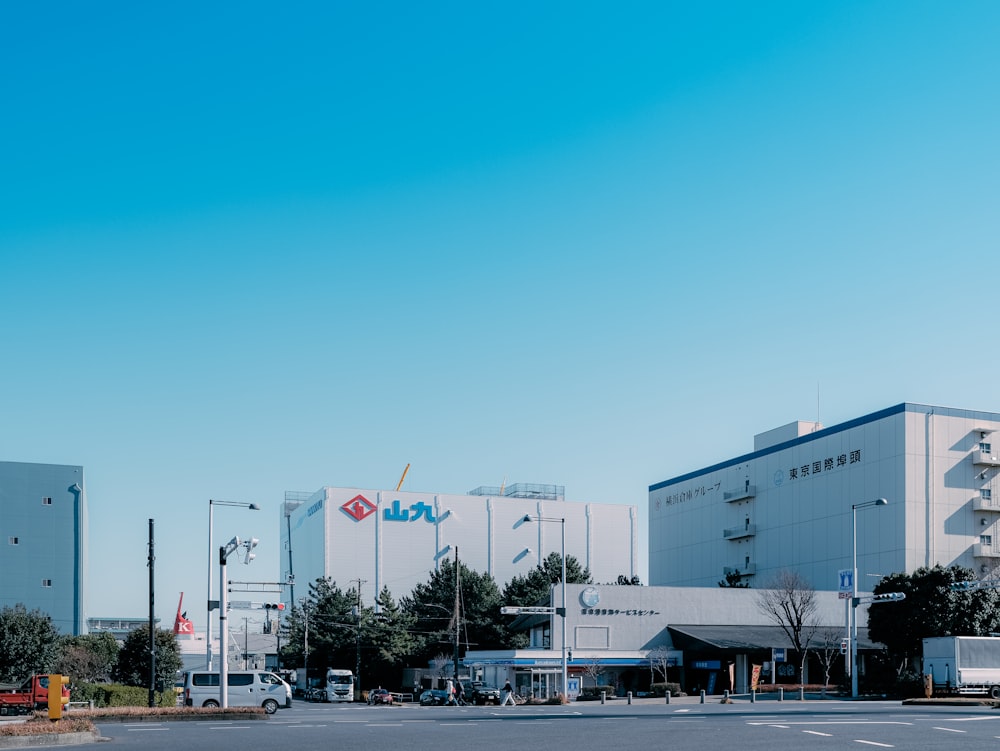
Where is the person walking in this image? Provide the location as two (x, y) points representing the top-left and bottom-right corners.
(501, 679), (515, 706)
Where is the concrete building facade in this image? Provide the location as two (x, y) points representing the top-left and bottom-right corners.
(280, 483), (639, 608)
(0, 461), (88, 634)
(465, 583), (861, 698)
(648, 403), (1000, 592)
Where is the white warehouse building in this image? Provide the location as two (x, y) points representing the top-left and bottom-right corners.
(649, 403), (1000, 591)
(281, 483), (639, 607)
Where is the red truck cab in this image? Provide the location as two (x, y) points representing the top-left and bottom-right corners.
(0, 675), (70, 715)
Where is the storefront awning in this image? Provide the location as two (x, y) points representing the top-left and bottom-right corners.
(668, 624), (876, 652)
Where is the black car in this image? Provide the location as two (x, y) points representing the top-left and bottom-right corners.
(418, 689), (450, 706)
(463, 682), (501, 705)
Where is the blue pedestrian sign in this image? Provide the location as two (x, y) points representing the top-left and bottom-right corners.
(838, 569), (854, 598)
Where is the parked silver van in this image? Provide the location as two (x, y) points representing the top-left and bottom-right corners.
(183, 671), (292, 713)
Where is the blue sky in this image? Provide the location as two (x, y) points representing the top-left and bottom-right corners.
(2, 2), (999, 629)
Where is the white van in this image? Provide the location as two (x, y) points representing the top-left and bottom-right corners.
(183, 671), (292, 713)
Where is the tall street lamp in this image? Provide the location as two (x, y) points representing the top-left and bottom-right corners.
(523, 515), (567, 701)
(851, 497), (887, 698)
(219, 536), (258, 707)
(207, 499), (260, 670)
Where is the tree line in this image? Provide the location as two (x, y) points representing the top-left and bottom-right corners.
(279, 552), (594, 688)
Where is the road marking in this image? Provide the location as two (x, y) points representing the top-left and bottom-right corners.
(853, 741), (893, 748)
(125, 727), (169, 732)
(932, 727), (965, 733)
(208, 725), (256, 730)
(940, 716), (1000, 722)
(803, 730), (832, 737)
(748, 721), (911, 727)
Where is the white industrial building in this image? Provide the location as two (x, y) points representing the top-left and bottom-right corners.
(648, 403), (1000, 591)
(280, 483), (639, 608)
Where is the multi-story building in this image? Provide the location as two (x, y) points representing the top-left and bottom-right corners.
(649, 403), (1000, 591)
(0, 461), (88, 634)
(280, 483), (638, 607)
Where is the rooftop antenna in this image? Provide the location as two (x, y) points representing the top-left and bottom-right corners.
(816, 383), (821, 430)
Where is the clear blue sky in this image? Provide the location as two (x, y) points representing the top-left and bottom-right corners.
(2, 2), (999, 629)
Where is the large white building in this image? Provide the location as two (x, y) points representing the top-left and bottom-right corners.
(649, 403), (1000, 591)
(280, 483), (638, 607)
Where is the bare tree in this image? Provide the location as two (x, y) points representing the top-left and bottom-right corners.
(811, 627), (843, 693)
(647, 645), (673, 685)
(581, 656), (604, 689)
(756, 569), (820, 684)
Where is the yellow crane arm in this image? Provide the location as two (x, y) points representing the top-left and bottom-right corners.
(396, 463), (411, 491)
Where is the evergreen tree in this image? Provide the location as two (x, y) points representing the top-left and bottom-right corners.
(53, 632), (119, 682)
(280, 578), (359, 681)
(114, 626), (181, 691)
(0, 604), (61, 682)
(868, 564), (1000, 670)
(402, 558), (505, 668)
(364, 587), (419, 688)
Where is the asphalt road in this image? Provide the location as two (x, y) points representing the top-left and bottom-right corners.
(92, 697), (1000, 751)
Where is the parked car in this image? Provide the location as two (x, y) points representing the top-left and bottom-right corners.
(467, 683), (501, 705)
(419, 689), (449, 706)
(368, 688), (394, 705)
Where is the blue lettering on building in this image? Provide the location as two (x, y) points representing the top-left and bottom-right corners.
(383, 499), (436, 523)
(307, 499), (323, 517)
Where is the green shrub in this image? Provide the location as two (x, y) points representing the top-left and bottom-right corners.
(74, 682), (175, 708)
(579, 684), (616, 699)
(650, 682), (682, 697)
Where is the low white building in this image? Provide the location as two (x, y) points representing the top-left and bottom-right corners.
(465, 583), (862, 697)
(281, 483), (639, 608)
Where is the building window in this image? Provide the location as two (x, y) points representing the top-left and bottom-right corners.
(8, 537), (18, 545)
(984, 489), (993, 501)
(41, 579), (52, 588)
(981, 535), (992, 546)
(41, 497), (52, 506)
(982, 443), (993, 454)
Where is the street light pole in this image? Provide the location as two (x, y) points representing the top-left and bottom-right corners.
(219, 536), (258, 707)
(524, 515), (568, 701)
(851, 498), (887, 698)
(207, 499), (260, 671)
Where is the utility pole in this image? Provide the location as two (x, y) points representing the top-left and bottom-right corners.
(301, 599), (309, 693)
(351, 578), (366, 701)
(147, 519), (156, 708)
(453, 547), (460, 686)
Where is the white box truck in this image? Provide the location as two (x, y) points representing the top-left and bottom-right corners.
(923, 636), (1000, 698)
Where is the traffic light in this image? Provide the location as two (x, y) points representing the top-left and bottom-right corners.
(951, 581), (980, 591)
(47, 673), (69, 720)
(263, 603), (285, 611)
(870, 592), (906, 602)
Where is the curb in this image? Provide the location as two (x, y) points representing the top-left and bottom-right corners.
(0, 731), (101, 748)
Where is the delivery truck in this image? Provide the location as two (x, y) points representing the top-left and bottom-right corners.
(923, 636), (1000, 698)
(0, 675), (69, 716)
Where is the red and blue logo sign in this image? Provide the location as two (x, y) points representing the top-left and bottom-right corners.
(341, 494), (377, 522)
